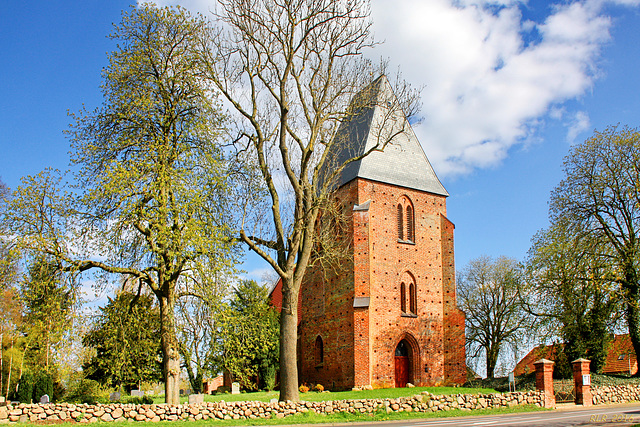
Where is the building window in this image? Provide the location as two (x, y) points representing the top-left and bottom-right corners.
(397, 196), (415, 243)
(406, 205), (414, 242)
(409, 282), (416, 314)
(315, 336), (324, 366)
(397, 204), (404, 240)
(400, 273), (417, 316)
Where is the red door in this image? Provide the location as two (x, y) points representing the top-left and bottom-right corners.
(395, 356), (409, 387)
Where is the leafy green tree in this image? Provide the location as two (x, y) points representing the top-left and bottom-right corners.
(83, 291), (163, 391)
(220, 280), (279, 391)
(550, 124), (640, 374)
(3, 5), (236, 404)
(32, 371), (53, 402)
(458, 256), (533, 379)
(0, 178), (19, 291)
(525, 218), (620, 375)
(14, 371), (33, 403)
(21, 258), (78, 371)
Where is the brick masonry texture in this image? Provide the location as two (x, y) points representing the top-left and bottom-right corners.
(298, 178), (466, 390)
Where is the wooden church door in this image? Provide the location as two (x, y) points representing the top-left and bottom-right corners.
(395, 340), (410, 387)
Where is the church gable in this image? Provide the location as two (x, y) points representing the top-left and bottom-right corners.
(327, 76), (448, 196)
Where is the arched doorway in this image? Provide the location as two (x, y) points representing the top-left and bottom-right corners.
(395, 340), (411, 387)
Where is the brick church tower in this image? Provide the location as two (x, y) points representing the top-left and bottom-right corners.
(280, 76), (466, 390)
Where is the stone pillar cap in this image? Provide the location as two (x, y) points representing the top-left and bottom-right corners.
(533, 358), (555, 365)
(572, 358), (591, 363)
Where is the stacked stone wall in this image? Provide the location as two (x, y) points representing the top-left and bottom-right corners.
(592, 384), (640, 405)
(0, 391), (544, 424)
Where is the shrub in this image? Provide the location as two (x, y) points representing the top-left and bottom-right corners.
(15, 371), (34, 403)
(314, 383), (324, 392)
(299, 384), (309, 393)
(32, 371), (54, 403)
(124, 395), (153, 405)
(261, 364), (277, 391)
(66, 379), (105, 404)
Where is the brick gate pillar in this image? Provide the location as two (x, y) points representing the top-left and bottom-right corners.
(572, 358), (592, 406)
(533, 359), (555, 408)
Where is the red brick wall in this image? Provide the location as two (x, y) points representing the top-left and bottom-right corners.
(441, 215), (466, 384)
(298, 178), (466, 389)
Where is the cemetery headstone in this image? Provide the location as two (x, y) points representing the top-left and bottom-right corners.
(231, 382), (240, 395)
(40, 394), (50, 404)
(109, 392), (121, 402)
(131, 390), (145, 398)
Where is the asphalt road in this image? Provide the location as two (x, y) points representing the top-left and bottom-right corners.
(300, 403), (640, 427)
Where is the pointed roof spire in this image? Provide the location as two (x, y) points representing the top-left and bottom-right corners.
(326, 76), (448, 196)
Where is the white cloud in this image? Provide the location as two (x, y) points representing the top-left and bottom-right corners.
(370, 0), (632, 175)
(566, 110), (592, 142)
(144, 0), (638, 176)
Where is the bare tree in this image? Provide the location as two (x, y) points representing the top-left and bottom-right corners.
(201, 0), (419, 400)
(458, 256), (532, 379)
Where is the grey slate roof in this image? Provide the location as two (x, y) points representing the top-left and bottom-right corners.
(326, 76), (448, 197)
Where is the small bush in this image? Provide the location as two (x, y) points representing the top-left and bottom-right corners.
(15, 372), (34, 403)
(66, 379), (106, 404)
(124, 395), (153, 405)
(314, 384), (324, 392)
(299, 384), (310, 393)
(32, 371), (54, 403)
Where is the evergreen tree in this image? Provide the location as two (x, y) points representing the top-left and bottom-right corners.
(220, 280), (279, 390)
(83, 291), (162, 391)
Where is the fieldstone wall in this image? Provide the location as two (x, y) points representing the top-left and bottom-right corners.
(592, 384), (640, 405)
(0, 390), (544, 424)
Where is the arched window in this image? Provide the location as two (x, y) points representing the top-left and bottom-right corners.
(315, 336), (324, 366)
(409, 282), (416, 314)
(397, 204), (404, 240)
(397, 197), (415, 243)
(406, 205), (414, 242)
(400, 282), (407, 313)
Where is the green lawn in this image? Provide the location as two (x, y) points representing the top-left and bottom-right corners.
(152, 386), (499, 404)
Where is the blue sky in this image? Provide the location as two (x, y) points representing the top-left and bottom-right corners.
(2, 0), (640, 290)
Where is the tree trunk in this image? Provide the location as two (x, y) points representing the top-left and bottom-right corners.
(278, 280), (299, 401)
(158, 292), (181, 405)
(623, 273), (640, 377)
(486, 345), (499, 379)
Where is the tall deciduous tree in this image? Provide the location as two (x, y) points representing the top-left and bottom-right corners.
(3, 5), (236, 404)
(458, 256), (532, 379)
(202, 0), (419, 401)
(550, 124), (640, 374)
(83, 291), (163, 390)
(525, 219), (620, 375)
(21, 258), (78, 371)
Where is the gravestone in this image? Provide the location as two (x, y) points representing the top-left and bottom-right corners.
(188, 394), (204, 404)
(231, 382), (240, 395)
(145, 390), (154, 395)
(40, 394), (50, 404)
(109, 392), (121, 402)
(0, 396), (5, 404)
(131, 390), (145, 398)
